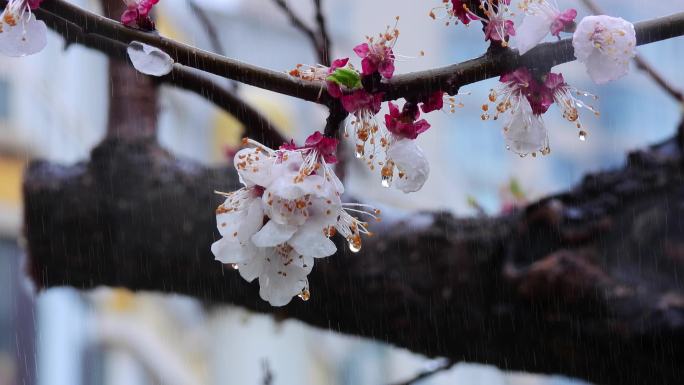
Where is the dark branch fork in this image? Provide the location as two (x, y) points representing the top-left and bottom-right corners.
(33, 0), (684, 105)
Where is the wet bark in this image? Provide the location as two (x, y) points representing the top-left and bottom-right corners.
(22, 124), (684, 384)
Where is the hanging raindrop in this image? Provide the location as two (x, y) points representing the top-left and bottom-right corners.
(381, 176), (391, 188)
(578, 130), (587, 141)
(230, 263), (239, 270)
(348, 241), (361, 253)
(298, 289), (310, 301)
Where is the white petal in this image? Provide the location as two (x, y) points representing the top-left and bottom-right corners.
(251, 220), (298, 247)
(127, 41), (174, 76)
(258, 249), (312, 306)
(289, 222), (337, 258)
(238, 249), (265, 282)
(572, 16), (597, 61)
(216, 208), (245, 237)
(234, 148), (276, 187)
(0, 17), (47, 57)
(514, 13), (553, 55)
(585, 49), (628, 85)
(238, 198), (264, 242)
(210, 237), (241, 263)
(267, 172), (321, 200)
(573, 15), (636, 85)
(503, 100), (548, 155)
(387, 138), (430, 193)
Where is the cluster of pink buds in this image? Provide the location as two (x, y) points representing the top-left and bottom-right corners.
(484, 67), (598, 156)
(121, 0), (159, 31)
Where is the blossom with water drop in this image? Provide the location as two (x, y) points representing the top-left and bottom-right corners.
(379, 102), (432, 192)
(382, 138), (430, 193)
(0, 0), (47, 57)
(501, 97), (549, 155)
(121, 0), (159, 31)
(340, 89), (384, 160)
(514, 0), (577, 55)
(485, 67), (552, 155)
(212, 134), (378, 306)
(545, 72), (599, 139)
(572, 15), (636, 84)
(486, 68), (599, 155)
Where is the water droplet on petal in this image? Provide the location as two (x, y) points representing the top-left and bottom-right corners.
(298, 289), (310, 301)
(579, 130), (587, 141)
(381, 176), (391, 188)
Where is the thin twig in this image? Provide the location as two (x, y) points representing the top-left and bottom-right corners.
(388, 360), (456, 385)
(30, 0), (684, 105)
(186, 0), (225, 55)
(186, 0), (239, 91)
(578, 0), (684, 103)
(312, 0), (331, 66)
(271, 0), (324, 61)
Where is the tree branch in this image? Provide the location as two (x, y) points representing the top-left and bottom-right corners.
(34, 7), (284, 146)
(31, 0), (684, 104)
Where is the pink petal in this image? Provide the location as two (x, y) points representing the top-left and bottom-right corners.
(353, 43), (370, 58)
(330, 57), (349, 71)
(378, 59), (395, 79)
(361, 57), (377, 76)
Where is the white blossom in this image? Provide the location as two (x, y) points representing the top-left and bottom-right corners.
(0, 0), (47, 57)
(572, 15), (636, 85)
(212, 138), (378, 306)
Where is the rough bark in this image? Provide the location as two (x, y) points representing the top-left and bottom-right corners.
(23, 122), (684, 384)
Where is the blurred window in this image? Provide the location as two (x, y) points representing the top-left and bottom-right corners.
(0, 78), (9, 121)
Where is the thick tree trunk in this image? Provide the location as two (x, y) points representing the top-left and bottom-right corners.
(22, 121), (684, 384)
